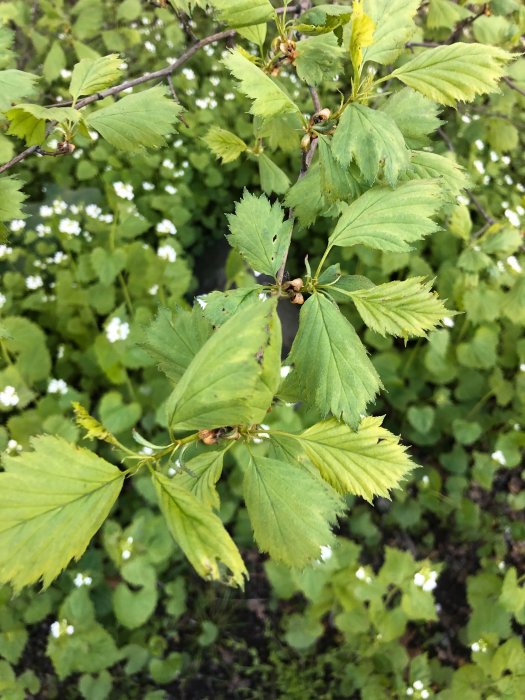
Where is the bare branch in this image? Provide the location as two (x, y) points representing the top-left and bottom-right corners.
(502, 76), (525, 99)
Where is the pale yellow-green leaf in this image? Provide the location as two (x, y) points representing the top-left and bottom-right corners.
(152, 471), (247, 587)
(174, 448), (228, 511)
(0, 69), (39, 112)
(0, 436), (124, 592)
(69, 54), (122, 101)
(209, 0), (273, 28)
(350, 0), (375, 72)
(203, 126), (247, 163)
(362, 0), (420, 65)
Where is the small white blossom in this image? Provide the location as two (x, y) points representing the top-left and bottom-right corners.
(0, 293), (6, 308)
(85, 204), (102, 218)
(149, 284), (159, 295)
(473, 160), (485, 175)
(60, 68), (72, 79)
(504, 209), (520, 228)
(224, 92), (235, 101)
(59, 218), (81, 236)
(498, 561), (506, 571)
(516, 205), (525, 216)
(164, 184), (177, 195)
(0, 386), (19, 407)
(461, 114), (471, 124)
(504, 174), (514, 185)
(421, 691), (429, 699)
(40, 205), (54, 217)
(182, 67), (195, 80)
(421, 475), (430, 487)
(73, 573), (93, 587)
(355, 566), (366, 580)
(414, 569), (438, 592)
(66, 625), (74, 635)
(50, 621), (61, 638)
(7, 439), (22, 453)
(113, 181), (134, 200)
(489, 151), (499, 162)
(162, 158), (174, 169)
(10, 219), (26, 232)
(127, 536), (134, 544)
(517, 183), (525, 193)
(48, 378), (68, 395)
(507, 255), (522, 273)
(156, 219), (177, 235)
(413, 681), (424, 691)
(197, 297), (207, 309)
(36, 224), (51, 237)
(98, 213), (113, 223)
(143, 182), (154, 191)
(280, 366), (292, 378)
(157, 245), (177, 262)
(520, 364), (525, 372)
(106, 317), (130, 343)
(491, 450), (506, 466)
(320, 545), (333, 561)
(474, 139), (484, 150)
(26, 275), (43, 290)
(52, 199), (67, 214)
(121, 549), (131, 560)
(406, 689), (414, 697)
(456, 194), (470, 206)
(0, 245), (13, 258)
(144, 40), (156, 52)
(502, 155), (511, 165)
(442, 317), (455, 328)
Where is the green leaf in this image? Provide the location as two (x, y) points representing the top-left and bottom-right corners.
(457, 326), (498, 369)
(69, 54), (122, 102)
(407, 150), (469, 200)
(427, 0), (471, 30)
(5, 104), (81, 146)
(329, 179), (442, 252)
(43, 41), (67, 83)
(332, 103), (409, 186)
(362, 0), (421, 65)
(209, 0), (274, 27)
(166, 298), (280, 430)
(203, 126), (247, 163)
(142, 306), (212, 384)
(199, 287), (263, 326)
(222, 49), (301, 119)
(0, 178), (27, 229)
(226, 191), (292, 277)
(0, 437), (124, 592)
(258, 153), (291, 195)
(318, 135), (359, 204)
(379, 88), (443, 149)
(294, 34), (344, 86)
(0, 69), (38, 112)
(337, 277), (450, 338)
(350, 0), (375, 72)
(86, 86), (182, 151)
(243, 455), (344, 568)
(290, 415), (416, 502)
(283, 293), (381, 428)
(152, 471), (247, 587)
(285, 164), (327, 228)
(389, 43), (514, 107)
(174, 448), (227, 510)
(294, 4), (352, 36)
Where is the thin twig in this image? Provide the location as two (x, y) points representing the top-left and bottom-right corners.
(502, 76), (525, 99)
(166, 74), (189, 126)
(308, 85), (321, 113)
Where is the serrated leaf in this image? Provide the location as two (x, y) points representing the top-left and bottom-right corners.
(362, 0), (420, 65)
(243, 455), (344, 568)
(86, 86), (182, 151)
(203, 126), (247, 163)
(209, 0), (273, 27)
(0, 436), (124, 592)
(226, 191), (292, 277)
(285, 164), (327, 227)
(174, 448), (227, 510)
(336, 276), (450, 338)
(69, 54), (122, 102)
(43, 40), (66, 83)
(258, 153), (291, 195)
(166, 298), (280, 430)
(318, 135), (359, 203)
(379, 88), (443, 149)
(390, 43), (514, 107)
(222, 49), (301, 118)
(332, 103), (409, 186)
(292, 416), (416, 502)
(200, 287), (263, 326)
(407, 150), (469, 200)
(6, 104), (81, 146)
(0, 178), (27, 228)
(72, 402), (114, 443)
(294, 4), (352, 36)
(152, 471), (247, 587)
(283, 293), (381, 428)
(142, 306), (212, 384)
(350, 0), (375, 72)
(329, 179), (442, 252)
(427, 0), (472, 30)
(294, 33), (344, 86)
(0, 69), (39, 112)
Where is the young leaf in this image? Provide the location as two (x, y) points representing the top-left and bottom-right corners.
(283, 293), (381, 428)
(294, 416), (416, 502)
(329, 179), (442, 252)
(86, 86), (182, 151)
(226, 191), (292, 277)
(142, 306), (213, 384)
(332, 103), (409, 186)
(350, 0), (375, 72)
(175, 448), (228, 510)
(407, 150), (469, 200)
(317, 135), (360, 204)
(294, 5), (352, 36)
(362, 0), (421, 65)
(203, 126), (247, 163)
(243, 455), (344, 568)
(0, 178), (27, 230)
(73, 402), (114, 443)
(6, 104), (81, 146)
(389, 43), (514, 107)
(294, 34), (344, 86)
(222, 49), (301, 119)
(379, 88), (443, 149)
(258, 153), (291, 195)
(0, 69), (39, 112)
(166, 298), (280, 430)
(0, 436), (125, 592)
(339, 277), (451, 338)
(285, 164), (333, 228)
(209, 0), (274, 27)
(200, 287), (264, 326)
(152, 471), (247, 587)
(69, 54), (122, 102)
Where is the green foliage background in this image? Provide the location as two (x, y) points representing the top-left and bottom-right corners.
(0, 0), (524, 698)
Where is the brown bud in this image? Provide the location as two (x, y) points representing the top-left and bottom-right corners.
(57, 141), (76, 155)
(290, 292), (304, 305)
(300, 133), (311, 151)
(198, 429), (218, 445)
(289, 278), (304, 292)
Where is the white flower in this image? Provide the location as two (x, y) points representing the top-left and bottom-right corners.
(0, 245), (13, 258)
(156, 219), (177, 235)
(127, 536), (134, 544)
(474, 139), (484, 150)
(50, 621), (61, 638)
(413, 681), (424, 691)
(491, 450), (506, 466)
(461, 114), (471, 124)
(26, 275), (43, 290)
(0, 293), (6, 308)
(52, 199), (67, 214)
(406, 689), (414, 697)
(414, 569), (438, 592)
(164, 184), (177, 195)
(197, 297), (207, 309)
(85, 204), (102, 218)
(320, 545), (333, 561)
(66, 625), (74, 635)
(57, 345), (65, 359)
(442, 317), (455, 328)
(182, 67), (195, 80)
(507, 255), (522, 273)
(140, 446), (154, 456)
(7, 439), (22, 453)
(520, 364), (525, 372)
(280, 365), (292, 378)
(224, 92), (235, 101)
(489, 151), (499, 162)
(421, 475), (430, 487)
(98, 213), (113, 223)
(162, 158), (174, 169)
(48, 378), (68, 395)
(36, 224), (51, 237)
(473, 160), (485, 175)
(143, 182), (154, 191)
(355, 566), (366, 580)
(106, 317), (130, 343)
(60, 68), (72, 79)
(59, 218), (81, 236)
(421, 691), (429, 699)
(157, 245), (177, 262)
(504, 209), (520, 228)
(210, 76), (220, 87)
(504, 174), (514, 185)
(516, 205), (525, 216)
(149, 284), (159, 295)
(456, 194), (469, 206)
(0, 386), (19, 407)
(121, 549), (131, 560)
(144, 40), (156, 52)
(10, 219), (26, 232)
(517, 183), (525, 193)
(73, 573), (92, 587)
(113, 181), (134, 200)
(52, 251), (67, 264)
(502, 155), (511, 165)
(39, 205), (54, 217)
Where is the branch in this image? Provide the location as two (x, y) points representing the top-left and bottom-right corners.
(502, 76), (525, 99)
